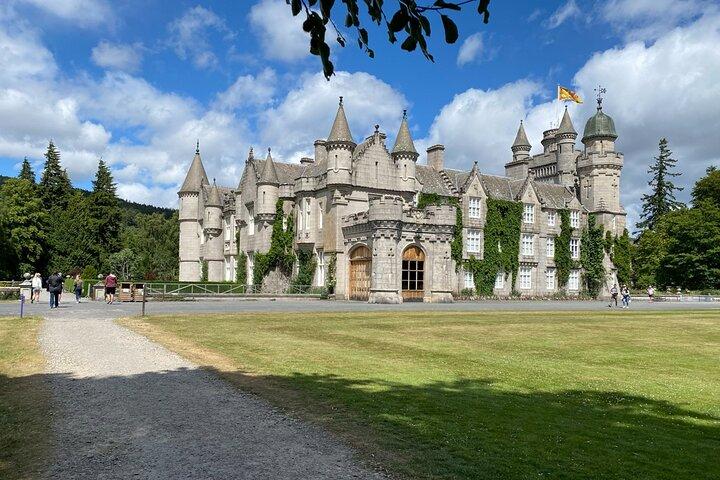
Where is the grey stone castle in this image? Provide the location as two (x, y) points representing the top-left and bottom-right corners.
(178, 97), (625, 302)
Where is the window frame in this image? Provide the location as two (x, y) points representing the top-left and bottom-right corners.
(523, 203), (535, 224)
(468, 197), (482, 219)
(466, 228), (482, 254)
(521, 234), (534, 256)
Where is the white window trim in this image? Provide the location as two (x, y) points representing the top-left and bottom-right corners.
(522, 234), (534, 256)
(546, 268), (556, 291)
(519, 267), (532, 290)
(466, 229), (482, 254)
(495, 271), (504, 289)
(523, 203), (535, 224)
(570, 238), (580, 260)
(468, 197), (482, 219)
(546, 237), (555, 259)
(464, 270), (474, 289)
(570, 210), (580, 228)
(548, 211), (556, 227)
(569, 270), (580, 291)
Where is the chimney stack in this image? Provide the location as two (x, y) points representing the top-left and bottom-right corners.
(427, 144), (445, 171)
(300, 157), (314, 165)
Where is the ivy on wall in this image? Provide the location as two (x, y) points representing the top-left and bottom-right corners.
(465, 199), (522, 295)
(253, 199), (295, 286)
(416, 192), (463, 265)
(291, 249), (317, 292)
(236, 252), (247, 286)
(556, 209), (573, 287)
(611, 229), (633, 286)
(201, 260), (208, 282)
(580, 215), (605, 297)
(326, 252), (337, 293)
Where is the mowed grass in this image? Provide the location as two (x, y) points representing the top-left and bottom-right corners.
(124, 310), (720, 480)
(0, 317), (49, 479)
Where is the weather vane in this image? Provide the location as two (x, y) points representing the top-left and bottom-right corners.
(594, 85), (607, 110)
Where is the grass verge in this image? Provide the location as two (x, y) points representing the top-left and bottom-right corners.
(0, 316), (49, 479)
(121, 310), (720, 480)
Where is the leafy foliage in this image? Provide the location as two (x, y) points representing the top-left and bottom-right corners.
(292, 249), (317, 292)
(555, 210), (573, 287)
(201, 260), (208, 282)
(0, 178), (48, 276)
(122, 213), (179, 280)
(611, 229), (633, 286)
(326, 252), (337, 292)
(580, 215), (605, 297)
(287, 0), (491, 79)
(691, 166), (720, 207)
(253, 200), (295, 286)
(637, 138), (684, 231)
(465, 199), (522, 295)
(416, 193), (463, 265)
(236, 251), (247, 286)
(107, 248), (135, 279)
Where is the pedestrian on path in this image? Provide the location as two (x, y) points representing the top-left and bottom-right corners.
(608, 284), (619, 307)
(73, 274), (83, 303)
(621, 284), (631, 308)
(104, 272), (117, 304)
(31, 272), (42, 303)
(647, 285), (655, 302)
(47, 272), (63, 309)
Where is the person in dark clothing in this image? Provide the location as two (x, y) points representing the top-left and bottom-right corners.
(47, 272), (63, 309)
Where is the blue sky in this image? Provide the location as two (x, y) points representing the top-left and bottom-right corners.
(1, 0), (718, 227)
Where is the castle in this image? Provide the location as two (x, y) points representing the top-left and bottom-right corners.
(178, 96), (625, 302)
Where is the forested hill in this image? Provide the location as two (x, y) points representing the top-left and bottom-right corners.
(0, 174), (175, 216)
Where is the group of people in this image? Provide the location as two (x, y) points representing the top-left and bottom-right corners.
(28, 272), (118, 308)
(608, 284), (632, 308)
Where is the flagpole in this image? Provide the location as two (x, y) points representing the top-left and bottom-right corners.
(555, 84), (560, 128)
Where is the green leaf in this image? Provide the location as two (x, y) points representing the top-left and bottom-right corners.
(319, 0), (334, 19)
(440, 14), (458, 44)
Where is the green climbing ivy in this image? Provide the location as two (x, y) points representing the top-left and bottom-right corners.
(611, 229), (633, 286)
(581, 215), (605, 297)
(326, 252), (337, 293)
(291, 249), (317, 292)
(464, 199), (522, 295)
(253, 200), (295, 286)
(236, 252), (247, 286)
(417, 192), (458, 210)
(556, 210), (573, 287)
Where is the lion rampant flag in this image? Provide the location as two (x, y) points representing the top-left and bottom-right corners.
(558, 85), (583, 103)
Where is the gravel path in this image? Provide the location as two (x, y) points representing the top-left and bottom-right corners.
(39, 306), (385, 479)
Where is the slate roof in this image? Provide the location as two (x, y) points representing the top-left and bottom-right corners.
(258, 150), (279, 185)
(442, 168), (471, 193)
(557, 107), (577, 135)
(179, 152), (209, 193)
(479, 174), (525, 201)
(327, 100), (354, 144)
(512, 121), (531, 148)
(532, 182), (576, 209)
(206, 182), (222, 206)
(416, 165), (453, 196)
(252, 159), (303, 185)
(392, 115), (418, 154)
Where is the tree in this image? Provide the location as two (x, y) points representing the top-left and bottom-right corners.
(691, 165), (720, 207)
(19, 158), (36, 184)
(580, 215), (605, 297)
(39, 141), (72, 209)
(0, 178), (49, 276)
(637, 138), (684, 231)
(122, 213), (179, 280)
(46, 192), (94, 274)
(633, 228), (668, 288)
(107, 248), (136, 280)
(85, 159), (122, 268)
(611, 229), (633, 286)
(286, 0), (491, 79)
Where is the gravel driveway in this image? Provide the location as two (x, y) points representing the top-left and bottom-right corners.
(39, 306), (385, 479)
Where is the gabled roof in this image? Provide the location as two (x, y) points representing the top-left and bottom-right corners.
(252, 159), (303, 185)
(532, 182), (576, 209)
(392, 113), (418, 155)
(443, 169), (471, 193)
(179, 150), (209, 193)
(479, 174), (525, 201)
(327, 97), (354, 144)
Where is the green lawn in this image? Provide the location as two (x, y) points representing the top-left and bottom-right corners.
(0, 316), (48, 480)
(125, 310), (720, 480)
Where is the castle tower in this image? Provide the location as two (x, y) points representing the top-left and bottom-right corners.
(505, 121), (531, 179)
(325, 96), (356, 185)
(577, 91), (625, 234)
(556, 107), (578, 187)
(178, 142), (209, 281)
(257, 148), (279, 215)
(391, 110), (419, 192)
(203, 180), (224, 282)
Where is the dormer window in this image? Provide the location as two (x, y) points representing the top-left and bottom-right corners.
(468, 197), (481, 219)
(523, 204), (534, 224)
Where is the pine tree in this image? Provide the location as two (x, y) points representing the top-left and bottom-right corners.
(19, 157), (36, 184)
(39, 141), (72, 209)
(637, 138), (684, 231)
(86, 159), (121, 269)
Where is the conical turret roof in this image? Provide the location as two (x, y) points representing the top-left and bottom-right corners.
(258, 148), (279, 185)
(206, 180), (222, 207)
(392, 111), (418, 155)
(557, 107), (577, 135)
(327, 97), (354, 144)
(512, 121), (531, 149)
(179, 143), (209, 193)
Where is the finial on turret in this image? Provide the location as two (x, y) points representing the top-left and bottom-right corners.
(402, 109), (407, 119)
(374, 124), (379, 133)
(196, 140), (200, 155)
(594, 85), (606, 111)
(268, 147), (271, 154)
(339, 96), (343, 106)
(212, 177), (216, 185)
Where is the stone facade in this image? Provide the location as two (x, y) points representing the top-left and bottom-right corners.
(178, 98), (626, 302)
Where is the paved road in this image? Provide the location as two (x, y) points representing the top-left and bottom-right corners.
(36, 305), (386, 480)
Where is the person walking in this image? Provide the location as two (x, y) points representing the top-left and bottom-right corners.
(47, 272), (63, 309)
(104, 272), (117, 304)
(73, 274), (83, 303)
(621, 284), (631, 308)
(608, 284), (619, 308)
(647, 285), (655, 302)
(31, 272), (42, 304)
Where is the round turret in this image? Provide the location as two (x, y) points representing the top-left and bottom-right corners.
(582, 109), (617, 143)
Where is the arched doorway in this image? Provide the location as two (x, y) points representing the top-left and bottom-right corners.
(349, 245), (371, 301)
(402, 245), (425, 302)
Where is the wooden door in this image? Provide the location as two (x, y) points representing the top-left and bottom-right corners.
(349, 245), (371, 301)
(402, 246), (425, 302)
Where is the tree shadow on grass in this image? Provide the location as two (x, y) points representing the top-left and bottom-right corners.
(1, 369), (719, 480)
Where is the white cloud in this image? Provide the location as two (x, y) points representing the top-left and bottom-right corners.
(17, 0), (112, 28)
(602, 0), (706, 40)
(259, 71), (408, 161)
(424, 9), (720, 228)
(457, 33), (484, 67)
(91, 41), (143, 72)
(213, 69), (277, 110)
(249, 0), (309, 62)
(546, 0), (581, 29)
(167, 5), (234, 70)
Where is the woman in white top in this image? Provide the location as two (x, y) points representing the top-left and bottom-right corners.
(31, 273), (42, 303)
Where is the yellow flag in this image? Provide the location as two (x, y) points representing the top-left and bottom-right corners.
(558, 85), (583, 103)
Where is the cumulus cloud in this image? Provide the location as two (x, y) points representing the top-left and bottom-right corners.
(546, 0), (581, 29)
(249, 0), (309, 62)
(167, 5), (235, 70)
(91, 41), (143, 72)
(17, 0), (112, 27)
(602, 0), (706, 40)
(213, 69), (277, 110)
(456, 33), (485, 67)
